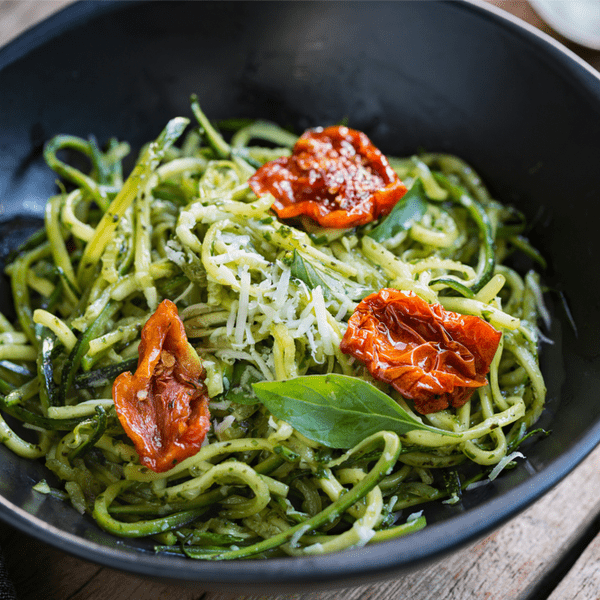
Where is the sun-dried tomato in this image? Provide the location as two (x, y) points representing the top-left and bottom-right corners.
(340, 289), (502, 415)
(113, 299), (210, 472)
(248, 126), (407, 228)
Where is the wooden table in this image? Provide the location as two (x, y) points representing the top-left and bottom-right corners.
(1, 2), (600, 599)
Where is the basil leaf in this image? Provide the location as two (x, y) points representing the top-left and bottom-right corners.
(368, 178), (428, 242)
(289, 250), (374, 301)
(289, 250), (336, 298)
(252, 373), (457, 449)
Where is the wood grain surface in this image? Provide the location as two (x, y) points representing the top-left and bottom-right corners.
(548, 528), (600, 600)
(2, 2), (600, 600)
(0, 0), (73, 48)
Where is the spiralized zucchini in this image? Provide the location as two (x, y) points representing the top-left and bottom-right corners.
(0, 99), (548, 559)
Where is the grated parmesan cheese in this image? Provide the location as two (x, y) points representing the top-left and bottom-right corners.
(234, 267), (251, 346)
(214, 415), (236, 435)
(354, 525), (376, 547)
(312, 286), (334, 356)
(489, 451), (525, 481)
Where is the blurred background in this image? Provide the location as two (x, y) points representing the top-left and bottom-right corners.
(1, 1), (599, 70)
(1, 0), (73, 47)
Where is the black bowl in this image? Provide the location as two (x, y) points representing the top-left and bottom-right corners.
(1, 0), (600, 591)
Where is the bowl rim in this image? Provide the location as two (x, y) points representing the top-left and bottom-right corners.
(468, 0), (600, 81)
(1, 0), (600, 588)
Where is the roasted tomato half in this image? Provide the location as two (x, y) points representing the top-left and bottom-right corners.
(113, 299), (210, 472)
(340, 289), (502, 414)
(248, 125), (407, 228)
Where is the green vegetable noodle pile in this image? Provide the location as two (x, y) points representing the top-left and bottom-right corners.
(0, 96), (548, 559)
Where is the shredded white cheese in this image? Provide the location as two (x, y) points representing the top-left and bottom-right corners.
(488, 451), (525, 481)
(214, 415), (236, 435)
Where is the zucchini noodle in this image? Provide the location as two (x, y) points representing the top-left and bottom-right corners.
(0, 100), (548, 559)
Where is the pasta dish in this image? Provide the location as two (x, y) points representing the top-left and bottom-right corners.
(0, 97), (548, 559)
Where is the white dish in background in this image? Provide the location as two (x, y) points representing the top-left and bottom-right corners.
(529, 0), (600, 50)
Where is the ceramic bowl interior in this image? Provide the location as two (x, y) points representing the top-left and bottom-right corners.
(1, 0), (600, 591)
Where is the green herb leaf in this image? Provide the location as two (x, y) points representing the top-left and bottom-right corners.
(252, 374), (457, 449)
(289, 250), (334, 296)
(224, 363), (263, 405)
(368, 178), (428, 242)
(441, 468), (462, 505)
(289, 250), (373, 301)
